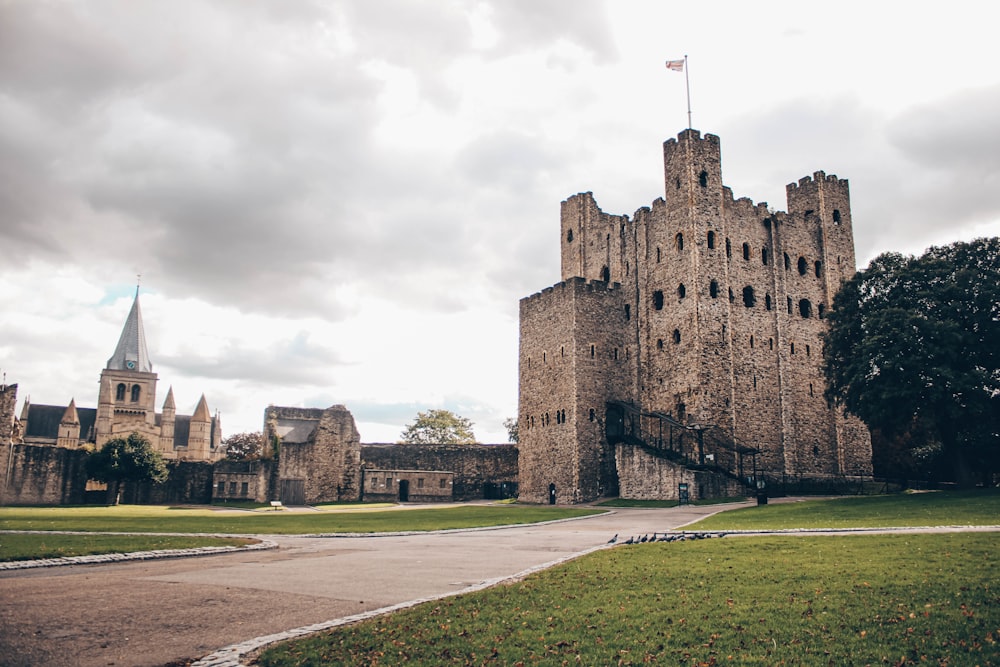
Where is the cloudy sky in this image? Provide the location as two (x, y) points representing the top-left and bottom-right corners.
(2, 1), (998, 443)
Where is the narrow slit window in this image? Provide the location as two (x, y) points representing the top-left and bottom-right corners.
(707, 231), (716, 249)
(673, 329), (681, 344)
(709, 280), (719, 298)
(653, 290), (664, 310)
(742, 242), (750, 261)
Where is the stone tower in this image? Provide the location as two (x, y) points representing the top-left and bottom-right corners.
(518, 129), (873, 504)
(96, 290), (158, 445)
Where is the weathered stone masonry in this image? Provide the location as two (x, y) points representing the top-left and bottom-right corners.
(518, 129), (873, 503)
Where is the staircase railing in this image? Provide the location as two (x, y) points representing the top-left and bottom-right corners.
(606, 401), (760, 490)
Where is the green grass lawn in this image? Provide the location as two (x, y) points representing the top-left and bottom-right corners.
(257, 533), (999, 666)
(690, 488), (1000, 530)
(0, 504), (602, 536)
(0, 534), (255, 562)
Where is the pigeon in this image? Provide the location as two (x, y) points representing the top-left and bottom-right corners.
(607, 534), (618, 544)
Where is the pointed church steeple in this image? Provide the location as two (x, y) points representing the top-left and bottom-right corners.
(107, 289), (152, 373)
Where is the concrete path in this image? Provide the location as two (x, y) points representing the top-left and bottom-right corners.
(0, 504), (733, 667)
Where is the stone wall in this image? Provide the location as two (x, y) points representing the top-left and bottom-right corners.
(121, 461), (214, 505)
(361, 443), (517, 501)
(616, 444), (744, 501)
(213, 460), (272, 503)
(362, 469), (454, 503)
(0, 444), (89, 505)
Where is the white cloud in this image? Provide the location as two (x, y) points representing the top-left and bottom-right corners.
(2, 0), (998, 443)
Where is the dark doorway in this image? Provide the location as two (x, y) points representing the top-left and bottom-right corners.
(398, 479), (410, 502)
(279, 478), (305, 505)
(548, 483), (556, 505)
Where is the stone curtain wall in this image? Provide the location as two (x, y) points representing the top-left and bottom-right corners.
(616, 444), (743, 501)
(362, 443), (517, 501)
(0, 444), (89, 505)
(121, 461), (214, 505)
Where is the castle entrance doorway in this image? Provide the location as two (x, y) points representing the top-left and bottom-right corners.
(548, 483), (556, 505)
(280, 478), (305, 506)
(398, 479), (410, 502)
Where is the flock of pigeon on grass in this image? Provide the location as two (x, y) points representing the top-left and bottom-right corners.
(607, 531), (725, 545)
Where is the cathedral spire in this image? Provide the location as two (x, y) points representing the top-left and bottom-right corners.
(106, 291), (152, 373)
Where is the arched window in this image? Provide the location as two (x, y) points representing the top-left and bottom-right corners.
(657, 338), (664, 350)
(624, 305), (630, 321)
(798, 257), (807, 275)
(765, 294), (772, 310)
(676, 233), (684, 251)
(115, 383), (126, 401)
(817, 303), (826, 319)
(725, 238), (732, 258)
(653, 291), (664, 310)
(699, 170), (708, 187)
(814, 260), (822, 277)
(601, 266), (610, 282)
(709, 280), (719, 298)
(784, 253), (791, 270)
(131, 384), (141, 402)
(742, 243), (750, 261)
(677, 283), (686, 299)
(799, 299), (812, 318)
(707, 231), (716, 249)
(742, 286), (756, 308)
(761, 247), (768, 265)
(833, 209), (841, 224)
(673, 329), (681, 344)
(566, 228), (574, 243)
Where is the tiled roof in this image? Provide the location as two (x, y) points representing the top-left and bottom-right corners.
(24, 404), (97, 441)
(106, 293), (153, 373)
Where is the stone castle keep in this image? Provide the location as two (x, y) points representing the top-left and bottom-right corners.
(0, 128), (874, 506)
(517, 129), (873, 503)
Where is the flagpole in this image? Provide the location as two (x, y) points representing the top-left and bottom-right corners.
(684, 54), (692, 129)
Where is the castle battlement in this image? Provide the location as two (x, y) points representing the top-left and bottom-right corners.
(521, 277), (622, 306)
(787, 170), (847, 192)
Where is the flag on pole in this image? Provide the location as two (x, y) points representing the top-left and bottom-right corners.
(665, 59), (684, 72)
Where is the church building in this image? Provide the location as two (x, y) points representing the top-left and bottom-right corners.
(16, 291), (224, 462)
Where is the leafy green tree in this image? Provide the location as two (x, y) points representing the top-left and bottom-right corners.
(823, 238), (1000, 485)
(224, 431), (264, 460)
(399, 409), (477, 445)
(86, 432), (169, 504)
(503, 417), (519, 443)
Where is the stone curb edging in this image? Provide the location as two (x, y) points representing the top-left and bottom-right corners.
(191, 542), (615, 667)
(0, 534), (278, 571)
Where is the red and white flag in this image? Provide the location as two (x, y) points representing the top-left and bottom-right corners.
(665, 59), (684, 72)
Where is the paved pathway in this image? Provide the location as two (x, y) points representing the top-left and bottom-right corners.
(0, 504), (732, 667)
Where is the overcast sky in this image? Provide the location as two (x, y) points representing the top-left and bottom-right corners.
(2, 1), (998, 443)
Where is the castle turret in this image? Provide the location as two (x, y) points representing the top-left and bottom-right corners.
(159, 386), (176, 454)
(57, 399), (81, 448)
(186, 394), (212, 460)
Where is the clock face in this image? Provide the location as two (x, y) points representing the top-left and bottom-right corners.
(126, 360), (136, 370)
